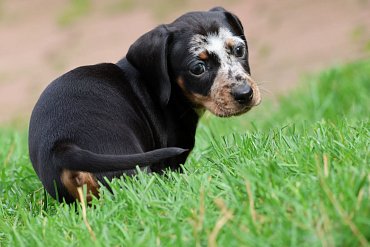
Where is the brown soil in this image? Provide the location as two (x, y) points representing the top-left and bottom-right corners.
(0, 0), (369, 125)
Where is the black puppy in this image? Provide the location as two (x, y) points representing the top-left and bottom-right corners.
(29, 7), (261, 203)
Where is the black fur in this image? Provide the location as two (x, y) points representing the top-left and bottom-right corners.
(28, 7), (248, 203)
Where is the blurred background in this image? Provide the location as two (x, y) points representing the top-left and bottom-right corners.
(0, 0), (369, 126)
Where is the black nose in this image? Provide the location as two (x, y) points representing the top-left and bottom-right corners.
(231, 84), (253, 104)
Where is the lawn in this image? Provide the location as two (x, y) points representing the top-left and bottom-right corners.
(0, 59), (369, 246)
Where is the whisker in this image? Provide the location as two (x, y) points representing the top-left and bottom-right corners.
(260, 88), (273, 95)
(255, 81), (273, 86)
(255, 81), (273, 95)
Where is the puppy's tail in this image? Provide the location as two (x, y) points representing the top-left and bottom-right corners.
(54, 144), (187, 173)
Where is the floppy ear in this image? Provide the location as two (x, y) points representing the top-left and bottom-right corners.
(225, 12), (245, 41)
(126, 25), (173, 106)
(213, 8), (250, 74)
(209, 7), (245, 41)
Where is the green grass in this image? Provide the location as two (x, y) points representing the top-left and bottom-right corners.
(0, 59), (369, 246)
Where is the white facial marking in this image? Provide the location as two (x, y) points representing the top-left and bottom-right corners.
(189, 27), (247, 85)
(190, 27), (244, 62)
(186, 27), (261, 117)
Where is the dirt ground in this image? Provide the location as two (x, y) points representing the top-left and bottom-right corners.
(0, 0), (369, 125)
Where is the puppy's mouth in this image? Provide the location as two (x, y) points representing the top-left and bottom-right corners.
(207, 79), (262, 117)
(207, 99), (258, 118)
(181, 91), (260, 118)
(176, 76), (261, 117)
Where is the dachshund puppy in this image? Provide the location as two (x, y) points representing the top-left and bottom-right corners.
(29, 7), (261, 203)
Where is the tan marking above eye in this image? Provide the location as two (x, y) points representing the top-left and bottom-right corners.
(226, 38), (235, 49)
(198, 51), (208, 60)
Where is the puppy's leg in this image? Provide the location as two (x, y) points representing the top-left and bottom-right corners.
(61, 169), (99, 203)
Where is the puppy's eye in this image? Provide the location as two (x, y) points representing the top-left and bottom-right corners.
(190, 62), (206, 76)
(234, 45), (246, 57)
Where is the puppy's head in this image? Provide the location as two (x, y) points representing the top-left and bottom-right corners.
(127, 7), (261, 116)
